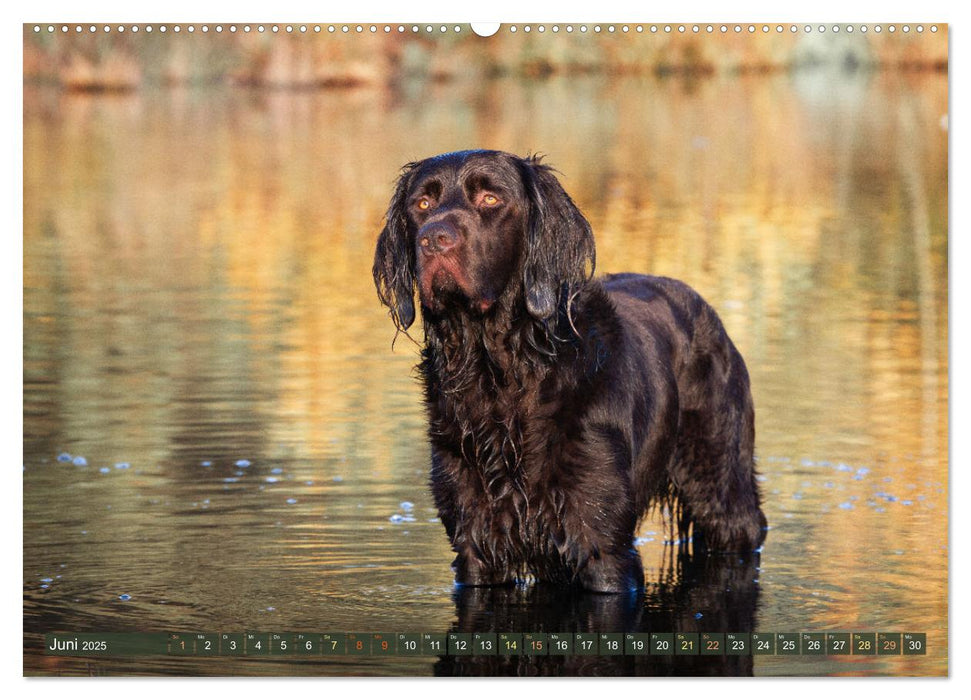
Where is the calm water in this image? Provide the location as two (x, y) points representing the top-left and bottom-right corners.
(23, 71), (948, 676)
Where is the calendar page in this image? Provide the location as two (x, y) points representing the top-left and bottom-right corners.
(22, 20), (948, 678)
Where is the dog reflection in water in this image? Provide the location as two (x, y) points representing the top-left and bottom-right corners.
(433, 550), (761, 677)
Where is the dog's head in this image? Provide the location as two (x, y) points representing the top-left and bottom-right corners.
(373, 150), (595, 331)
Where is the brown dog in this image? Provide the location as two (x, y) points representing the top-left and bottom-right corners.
(374, 150), (766, 592)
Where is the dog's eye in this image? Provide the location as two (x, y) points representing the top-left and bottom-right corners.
(417, 197), (431, 211)
(480, 193), (501, 207)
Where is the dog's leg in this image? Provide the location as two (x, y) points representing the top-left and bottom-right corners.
(551, 442), (646, 593)
(575, 545), (644, 593)
(673, 406), (767, 553)
(430, 450), (519, 587)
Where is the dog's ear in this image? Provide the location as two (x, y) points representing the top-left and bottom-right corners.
(516, 156), (596, 321)
(373, 164), (418, 331)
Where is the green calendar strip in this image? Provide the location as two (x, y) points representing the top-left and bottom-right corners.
(43, 632), (929, 657)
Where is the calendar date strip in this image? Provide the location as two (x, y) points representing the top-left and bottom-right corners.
(44, 631), (927, 657)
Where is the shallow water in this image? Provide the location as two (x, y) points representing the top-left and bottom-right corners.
(23, 71), (948, 676)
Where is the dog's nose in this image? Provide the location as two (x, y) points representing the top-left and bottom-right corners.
(417, 224), (459, 255)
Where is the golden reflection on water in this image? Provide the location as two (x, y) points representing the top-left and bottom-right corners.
(23, 72), (947, 675)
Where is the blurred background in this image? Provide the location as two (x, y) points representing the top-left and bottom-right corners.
(23, 24), (947, 676)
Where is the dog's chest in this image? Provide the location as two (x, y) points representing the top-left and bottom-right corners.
(430, 384), (571, 532)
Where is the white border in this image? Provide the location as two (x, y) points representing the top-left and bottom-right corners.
(6, 1), (961, 697)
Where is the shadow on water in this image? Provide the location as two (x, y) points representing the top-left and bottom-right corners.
(435, 550), (761, 676)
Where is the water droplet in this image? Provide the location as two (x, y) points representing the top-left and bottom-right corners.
(115, 462), (130, 470)
(235, 459), (251, 468)
(286, 498), (297, 504)
(73, 456), (88, 466)
(400, 501), (414, 511)
(57, 453), (72, 462)
(99, 467), (111, 474)
(389, 514), (405, 523)
(119, 594), (131, 601)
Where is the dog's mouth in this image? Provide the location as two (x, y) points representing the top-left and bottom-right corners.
(418, 258), (493, 316)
